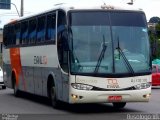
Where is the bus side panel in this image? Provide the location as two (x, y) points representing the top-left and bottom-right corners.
(3, 45), (69, 102)
(3, 48), (12, 88)
(42, 68), (49, 97)
(19, 45), (64, 99)
(18, 67), (25, 91)
(23, 67), (34, 94)
(34, 67), (43, 96)
(41, 67), (63, 98)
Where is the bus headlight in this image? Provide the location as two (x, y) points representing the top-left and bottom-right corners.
(134, 82), (151, 90)
(71, 83), (93, 90)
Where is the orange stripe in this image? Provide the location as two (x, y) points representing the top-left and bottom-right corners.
(10, 48), (26, 90)
(8, 19), (17, 24)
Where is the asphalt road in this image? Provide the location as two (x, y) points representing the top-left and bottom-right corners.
(0, 87), (160, 120)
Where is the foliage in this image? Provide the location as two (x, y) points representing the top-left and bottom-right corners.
(155, 22), (160, 38)
(149, 21), (160, 59)
(149, 17), (160, 23)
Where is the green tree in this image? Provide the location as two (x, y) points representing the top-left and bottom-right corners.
(149, 32), (157, 59)
(156, 22), (160, 38)
(153, 22), (160, 59)
(149, 17), (160, 23)
(148, 17), (160, 59)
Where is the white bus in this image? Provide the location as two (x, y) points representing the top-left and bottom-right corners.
(3, 3), (151, 109)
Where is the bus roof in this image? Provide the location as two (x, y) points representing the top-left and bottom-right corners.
(5, 2), (144, 25)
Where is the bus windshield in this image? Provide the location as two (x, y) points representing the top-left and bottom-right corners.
(69, 11), (150, 75)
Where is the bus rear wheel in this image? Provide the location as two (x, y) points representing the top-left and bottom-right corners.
(13, 76), (20, 97)
(112, 102), (126, 109)
(50, 84), (60, 108)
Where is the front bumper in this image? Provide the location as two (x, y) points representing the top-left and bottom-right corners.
(69, 87), (151, 103)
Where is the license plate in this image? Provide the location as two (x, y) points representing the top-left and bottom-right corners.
(108, 96), (122, 102)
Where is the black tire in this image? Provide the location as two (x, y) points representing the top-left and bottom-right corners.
(113, 102), (126, 109)
(13, 76), (20, 97)
(50, 82), (60, 109)
(2, 86), (6, 89)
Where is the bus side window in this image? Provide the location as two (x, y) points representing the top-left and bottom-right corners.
(37, 16), (46, 43)
(46, 13), (56, 43)
(21, 21), (29, 44)
(15, 23), (20, 45)
(3, 26), (8, 47)
(57, 11), (68, 72)
(12, 26), (16, 45)
(7, 25), (16, 46)
(4, 26), (12, 46)
(28, 19), (37, 44)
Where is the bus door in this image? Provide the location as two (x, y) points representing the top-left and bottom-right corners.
(57, 33), (69, 102)
(57, 35), (69, 102)
(57, 10), (69, 102)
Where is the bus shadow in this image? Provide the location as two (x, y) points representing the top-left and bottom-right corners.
(9, 91), (51, 107)
(8, 90), (143, 114)
(58, 103), (143, 114)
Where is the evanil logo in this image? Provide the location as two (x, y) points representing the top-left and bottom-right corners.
(107, 79), (120, 88)
(34, 56), (48, 65)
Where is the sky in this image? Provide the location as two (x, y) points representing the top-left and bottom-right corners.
(0, 0), (160, 28)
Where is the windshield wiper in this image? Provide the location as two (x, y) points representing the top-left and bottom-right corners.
(116, 38), (134, 74)
(94, 35), (107, 73)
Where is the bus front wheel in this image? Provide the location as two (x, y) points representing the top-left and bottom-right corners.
(112, 102), (126, 109)
(50, 83), (60, 108)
